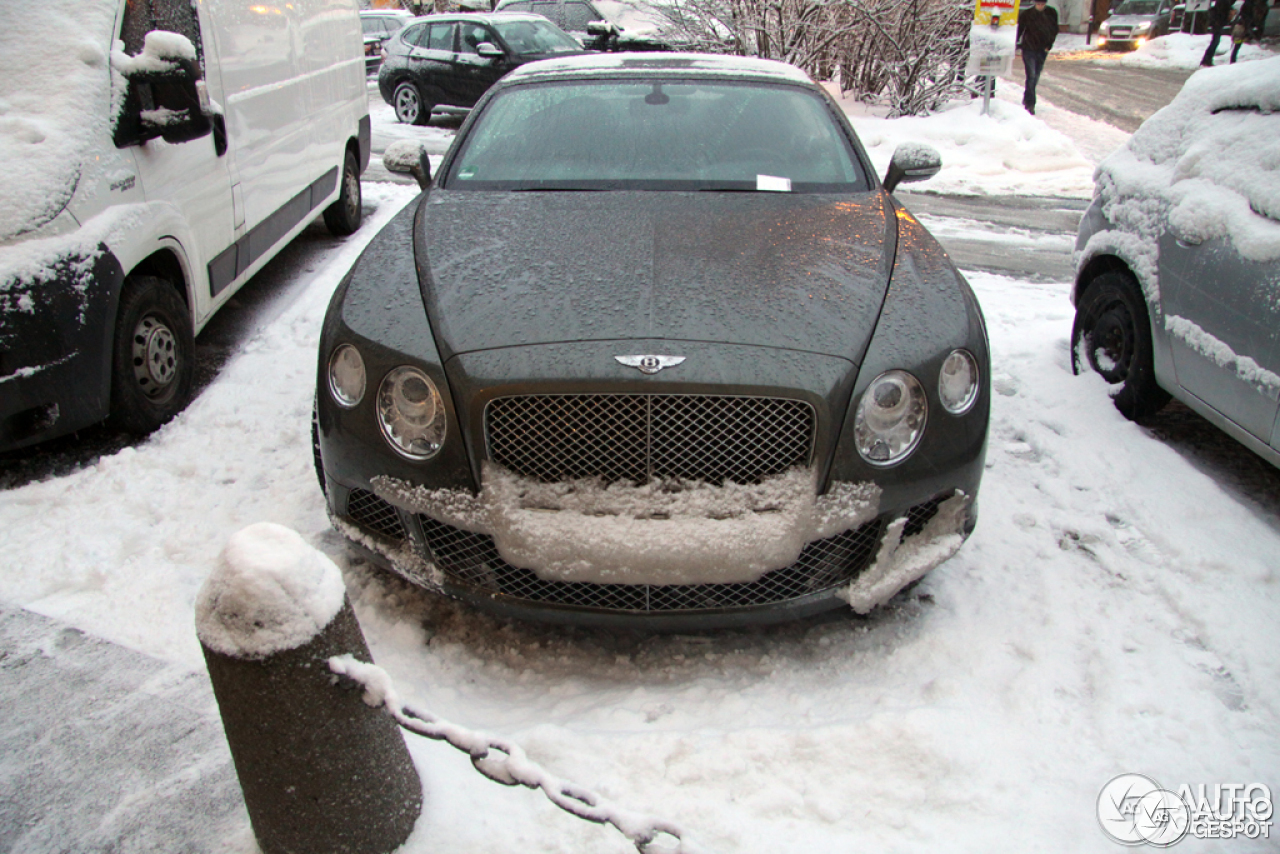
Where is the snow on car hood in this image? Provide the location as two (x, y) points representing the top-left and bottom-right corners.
(1085, 56), (1280, 298)
(416, 190), (894, 361)
(0, 1), (121, 244)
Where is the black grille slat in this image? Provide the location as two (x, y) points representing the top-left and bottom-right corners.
(347, 489), (407, 541)
(418, 513), (886, 613)
(487, 394), (814, 486)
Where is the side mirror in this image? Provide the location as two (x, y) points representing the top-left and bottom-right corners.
(476, 42), (505, 58)
(113, 33), (213, 149)
(883, 143), (942, 193)
(586, 20), (616, 36)
(384, 140), (433, 190)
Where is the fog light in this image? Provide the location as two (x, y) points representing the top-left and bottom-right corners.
(939, 349), (980, 415)
(377, 366), (447, 459)
(328, 344), (366, 408)
(854, 370), (927, 466)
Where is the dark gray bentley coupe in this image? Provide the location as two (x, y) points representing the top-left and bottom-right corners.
(315, 54), (990, 628)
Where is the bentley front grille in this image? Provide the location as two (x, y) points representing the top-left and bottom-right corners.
(418, 513), (886, 613)
(346, 488), (407, 542)
(485, 394), (815, 485)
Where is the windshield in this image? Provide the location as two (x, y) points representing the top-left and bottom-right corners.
(1112, 1), (1160, 14)
(446, 79), (869, 192)
(493, 19), (582, 54)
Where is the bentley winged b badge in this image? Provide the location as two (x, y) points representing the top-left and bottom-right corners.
(614, 355), (686, 375)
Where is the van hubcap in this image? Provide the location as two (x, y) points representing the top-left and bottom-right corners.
(131, 315), (178, 397)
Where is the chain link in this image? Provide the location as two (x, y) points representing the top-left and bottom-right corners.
(330, 655), (706, 854)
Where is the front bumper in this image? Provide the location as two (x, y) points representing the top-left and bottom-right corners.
(0, 247), (122, 451)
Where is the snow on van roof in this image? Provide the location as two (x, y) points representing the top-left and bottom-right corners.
(504, 52), (814, 85)
(0, 1), (120, 243)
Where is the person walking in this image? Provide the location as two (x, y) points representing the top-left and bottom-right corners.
(1200, 0), (1236, 66)
(1017, 0), (1058, 115)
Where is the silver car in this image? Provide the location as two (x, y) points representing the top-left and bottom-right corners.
(1072, 59), (1280, 469)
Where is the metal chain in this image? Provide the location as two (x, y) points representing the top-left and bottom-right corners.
(329, 655), (706, 854)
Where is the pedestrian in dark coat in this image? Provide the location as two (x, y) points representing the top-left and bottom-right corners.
(1201, 0), (1236, 66)
(1017, 0), (1058, 115)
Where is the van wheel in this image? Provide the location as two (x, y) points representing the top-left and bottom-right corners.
(393, 81), (431, 126)
(1071, 271), (1170, 419)
(324, 149), (362, 236)
(108, 276), (195, 435)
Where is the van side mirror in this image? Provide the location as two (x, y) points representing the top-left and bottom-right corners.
(883, 143), (942, 193)
(113, 35), (213, 149)
(384, 140), (433, 190)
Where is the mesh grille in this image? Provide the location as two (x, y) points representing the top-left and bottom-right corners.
(418, 513), (886, 613)
(347, 488), (407, 541)
(486, 395), (814, 485)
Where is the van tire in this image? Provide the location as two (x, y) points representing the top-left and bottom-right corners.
(393, 81), (431, 126)
(108, 276), (195, 435)
(324, 149), (363, 236)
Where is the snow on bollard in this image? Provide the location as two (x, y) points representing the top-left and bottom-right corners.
(196, 522), (422, 854)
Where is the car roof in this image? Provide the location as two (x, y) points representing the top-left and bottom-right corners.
(401, 11), (564, 24)
(502, 52), (814, 85)
(360, 9), (412, 16)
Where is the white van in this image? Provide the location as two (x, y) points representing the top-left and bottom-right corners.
(0, 0), (370, 451)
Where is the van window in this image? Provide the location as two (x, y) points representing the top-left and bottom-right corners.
(120, 0), (203, 60)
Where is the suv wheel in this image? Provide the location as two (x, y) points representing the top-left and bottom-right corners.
(393, 81), (432, 126)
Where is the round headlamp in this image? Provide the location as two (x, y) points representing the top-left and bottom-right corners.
(377, 366), (447, 459)
(328, 344), (366, 408)
(854, 370), (927, 466)
(938, 349), (980, 415)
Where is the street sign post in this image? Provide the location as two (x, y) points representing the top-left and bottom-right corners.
(966, 0), (1022, 115)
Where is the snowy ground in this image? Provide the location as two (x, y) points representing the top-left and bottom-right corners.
(2, 68), (1278, 854)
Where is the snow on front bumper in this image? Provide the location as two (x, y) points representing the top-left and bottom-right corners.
(375, 464), (882, 586)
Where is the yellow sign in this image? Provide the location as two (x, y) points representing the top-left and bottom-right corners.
(973, 0), (1022, 27)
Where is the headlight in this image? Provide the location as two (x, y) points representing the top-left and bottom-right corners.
(377, 366), (447, 459)
(938, 349), (980, 415)
(854, 370), (927, 466)
(328, 344), (366, 408)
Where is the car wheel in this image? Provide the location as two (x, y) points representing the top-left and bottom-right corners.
(312, 399), (327, 497)
(393, 81), (431, 126)
(108, 276), (195, 434)
(323, 148), (363, 236)
(1071, 271), (1171, 419)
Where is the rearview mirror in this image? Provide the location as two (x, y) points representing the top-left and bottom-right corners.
(384, 140), (433, 190)
(883, 143), (942, 193)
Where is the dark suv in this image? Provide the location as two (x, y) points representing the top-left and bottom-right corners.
(377, 12), (584, 125)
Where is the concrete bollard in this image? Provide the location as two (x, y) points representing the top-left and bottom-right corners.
(196, 523), (422, 854)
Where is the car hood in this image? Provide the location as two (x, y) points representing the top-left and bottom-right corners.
(1106, 14), (1157, 25)
(415, 190), (896, 362)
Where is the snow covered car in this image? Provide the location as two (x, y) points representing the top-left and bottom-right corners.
(493, 0), (687, 51)
(315, 54), (990, 628)
(1072, 57), (1280, 469)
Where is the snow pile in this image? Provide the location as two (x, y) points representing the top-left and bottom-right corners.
(843, 94), (1097, 197)
(196, 522), (348, 659)
(377, 465), (882, 585)
(1083, 55), (1280, 299)
(110, 29), (197, 76)
(0, 0), (120, 242)
(1121, 32), (1273, 69)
